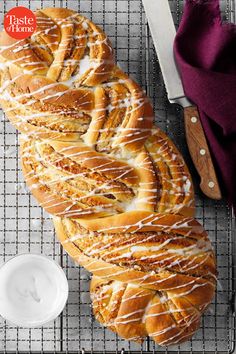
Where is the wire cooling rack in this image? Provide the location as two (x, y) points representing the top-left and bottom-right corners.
(0, 0), (235, 353)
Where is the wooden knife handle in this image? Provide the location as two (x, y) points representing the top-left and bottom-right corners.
(184, 106), (222, 200)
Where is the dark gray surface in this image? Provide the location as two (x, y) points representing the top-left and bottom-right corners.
(0, 0), (235, 352)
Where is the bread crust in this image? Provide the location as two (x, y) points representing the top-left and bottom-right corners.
(54, 211), (216, 345)
(20, 127), (194, 218)
(90, 277), (201, 345)
(0, 6), (115, 140)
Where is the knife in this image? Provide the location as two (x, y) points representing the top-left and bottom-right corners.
(142, 0), (222, 200)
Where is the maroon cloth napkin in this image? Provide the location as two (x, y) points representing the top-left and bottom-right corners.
(174, 0), (236, 211)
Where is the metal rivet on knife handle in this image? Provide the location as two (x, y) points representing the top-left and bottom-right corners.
(200, 149), (206, 156)
(191, 117), (198, 123)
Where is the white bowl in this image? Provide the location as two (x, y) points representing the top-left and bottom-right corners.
(0, 254), (69, 327)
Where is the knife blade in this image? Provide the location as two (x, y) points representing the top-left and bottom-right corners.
(142, 0), (222, 200)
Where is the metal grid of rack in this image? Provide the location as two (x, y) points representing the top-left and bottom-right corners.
(0, 0), (235, 353)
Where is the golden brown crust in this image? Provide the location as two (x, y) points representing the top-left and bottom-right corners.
(0, 65), (153, 148)
(0, 31), (48, 74)
(147, 128), (194, 216)
(0, 8), (114, 84)
(90, 277), (201, 345)
(20, 127), (194, 219)
(72, 210), (200, 235)
(0, 7), (116, 141)
(40, 7), (114, 85)
(20, 136), (138, 218)
(54, 211), (216, 283)
(54, 211), (216, 345)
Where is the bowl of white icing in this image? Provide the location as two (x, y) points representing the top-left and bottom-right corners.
(0, 254), (69, 327)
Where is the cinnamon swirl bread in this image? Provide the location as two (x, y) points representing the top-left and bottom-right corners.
(0, 7), (216, 346)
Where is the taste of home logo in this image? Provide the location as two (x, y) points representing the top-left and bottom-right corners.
(4, 7), (36, 40)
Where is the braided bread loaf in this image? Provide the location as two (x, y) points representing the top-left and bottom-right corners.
(0, 7), (216, 346)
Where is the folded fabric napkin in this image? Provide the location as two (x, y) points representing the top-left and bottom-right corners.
(174, 0), (236, 211)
